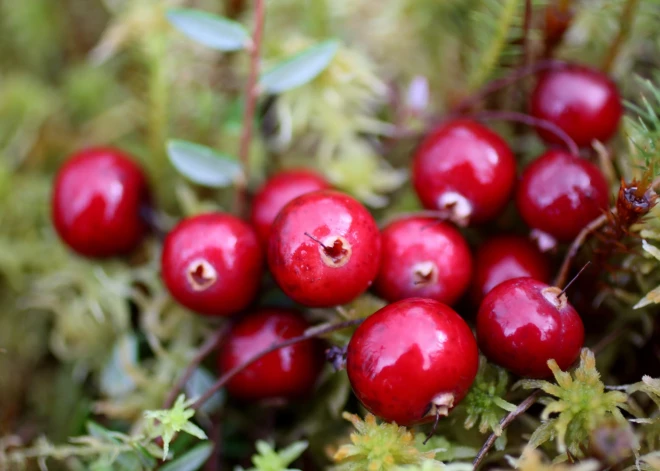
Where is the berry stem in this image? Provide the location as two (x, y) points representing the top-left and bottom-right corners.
(162, 323), (231, 409)
(191, 318), (364, 411)
(236, 0), (265, 215)
(304, 231), (328, 249)
(472, 110), (579, 156)
(557, 261), (591, 298)
(453, 59), (567, 113)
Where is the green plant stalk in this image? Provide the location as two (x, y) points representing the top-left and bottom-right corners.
(602, 0), (641, 73)
(305, 0), (329, 38)
(147, 34), (170, 192)
(467, 0), (519, 90)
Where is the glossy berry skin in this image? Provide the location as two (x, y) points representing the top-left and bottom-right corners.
(471, 235), (551, 304)
(217, 309), (324, 401)
(347, 298), (479, 426)
(530, 65), (622, 147)
(161, 213), (263, 316)
(476, 278), (584, 379)
(268, 190), (381, 308)
(52, 147), (150, 257)
(250, 169), (331, 245)
(516, 150), (610, 242)
(412, 119), (516, 225)
(374, 216), (472, 305)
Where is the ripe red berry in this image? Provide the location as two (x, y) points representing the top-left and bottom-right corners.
(530, 64), (622, 147)
(217, 309), (324, 401)
(161, 213), (263, 316)
(346, 298), (479, 426)
(250, 169), (331, 245)
(476, 277), (584, 378)
(267, 190), (381, 307)
(471, 235), (551, 304)
(374, 216), (472, 305)
(52, 147), (150, 257)
(412, 119), (516, 225)
(516, 150), (610, 242)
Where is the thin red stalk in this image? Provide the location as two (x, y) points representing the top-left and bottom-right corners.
(235, 0), (265, 215)
(163, 324), (230, 409)
(473, 110), (579, 156)
(191, 318), (363, 410)
(453, 59), (567, 113)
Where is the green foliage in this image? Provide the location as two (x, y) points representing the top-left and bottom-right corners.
(461, 358), (516, 449)
(331, 412), (440, 470)
(236, 440), (308, 471)
(521, 349), (631, 456)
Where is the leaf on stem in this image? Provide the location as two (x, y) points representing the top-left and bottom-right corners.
(259, 40), (340, 94)
(167, 139), (244, 188)
(166, 8), (250, 51)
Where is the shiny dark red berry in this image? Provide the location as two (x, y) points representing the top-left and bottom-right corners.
(471, 235), (551, 304)
(530, 64), (622, 147)
(347, 298), (479, 426)
(516, 149), (610, 242)
(217, 309), (324, 401)
(412, 119), (516, 225)
(476, 277), (584, 378)
(374, 216), (472, 305)
(161, 213), (263, 316)
(52, 147), (150, 257)
(267, 190), (381, 307)
(250, 169), (330, 245)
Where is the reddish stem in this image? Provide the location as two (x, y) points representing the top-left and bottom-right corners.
(453, 59), (567, 113)
(472, 110), (579, 156)
(163, 324), (231, 409)
(235, 0), (265, 215)
(191, 318), (364, 410)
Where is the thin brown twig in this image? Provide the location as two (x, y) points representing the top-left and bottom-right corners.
(452, 59), (567, 113)
(472, 329), (624, 469)
(163, 324), (230, 409)
(473, 110), (579, 156)
(235, 0), (265, 215)
(602, 0), (641, 73)
(191, 318), (364, 410)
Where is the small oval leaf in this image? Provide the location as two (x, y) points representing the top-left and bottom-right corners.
(166, 8), (249, 51)
(100, 333), (138, 397)
(167, 139), (243, 188)
(160, 443), (214, 471)
(259, 40), (340, 94)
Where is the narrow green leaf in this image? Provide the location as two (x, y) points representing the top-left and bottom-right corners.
(100, 332), (138, 397)
(167, 8), (249, 51)
(160, 443), (214, 471)
(167, 139), (243, 188)
(259, 40), (340, 94)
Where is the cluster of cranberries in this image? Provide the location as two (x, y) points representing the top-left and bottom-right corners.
(51, 63), (619, 426)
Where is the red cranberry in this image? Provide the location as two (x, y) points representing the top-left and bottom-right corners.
(217, 309), (324, 401)
(161, 213), (263, 316)
(374, 216), (472, 305)
(346, 298), (479, 426)
(471, 235), (551, 304)
(476, 277), (584, 378)
(267, 190), (381, 307)
(530, 64), (622, 147)
(250, 169), (330, 245)
(516, 150), (610, 242)
(52, 147), (150, 257)
(412, 119), (516, 225)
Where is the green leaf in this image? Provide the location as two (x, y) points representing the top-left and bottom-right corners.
(160, 443), (214, 471)
(259, 40), (340, 94)
(100, 332), (138, 397)
(166, 9), (250, 51)
(185, 367), (225, 415)
(167, 139), (243, 188)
